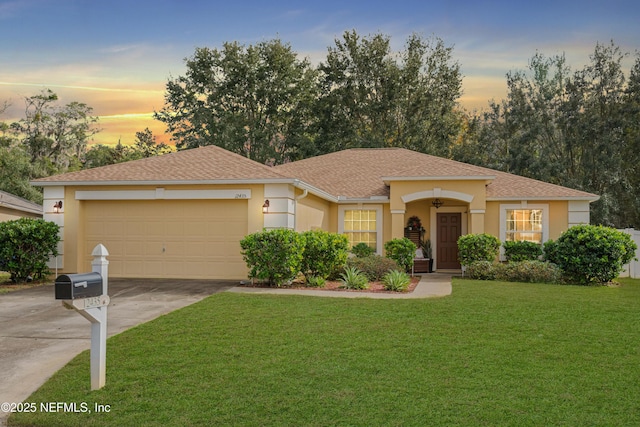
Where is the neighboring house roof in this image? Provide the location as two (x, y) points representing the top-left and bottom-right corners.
(32, 145), (598, 202)
(0, 190), (43, 216)
(274, 148), (599, 201)
(33, 145), (290, 185)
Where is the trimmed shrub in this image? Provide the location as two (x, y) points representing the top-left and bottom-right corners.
(503, 240), (542, 262)
(548, 225), (637, 285)
(495, 261), (562, 284)
(300, 230), (349, 279)
(465, 261), (497, 280)
(384, 238), (417, 272)
(0, 218), (60, 282)
(350, 242), (375, 258)
(466, 260), (562, 283)
(347, 255), (399, 281)
(382, 270), (411, 292)
(457, 233), (500, 265)
(240, 229), (305, 286)
(542, 239), (559, 263)
(339, 266), (369, 290)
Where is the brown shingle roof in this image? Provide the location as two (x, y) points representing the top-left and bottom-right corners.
(0, 190), (43, 215)
(33, 145), (289, 184)
(275, 148), (598, 200)
(34, 145), (598, 201)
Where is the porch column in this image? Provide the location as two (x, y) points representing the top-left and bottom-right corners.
(469, 209), (485, 234)
(391, 209), (406, 240)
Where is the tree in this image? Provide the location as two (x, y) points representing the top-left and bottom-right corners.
(131, 128), (172, 158)
(0, 145), (43, 203)
(10, 89), (99, 171)
(155, 39), (318, 164)
(84, 130), (172, 169)
(315, 31), (463, 156)
(469, 42), (638, 227)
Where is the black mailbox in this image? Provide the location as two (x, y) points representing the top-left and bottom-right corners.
(55, 272), (103, 300)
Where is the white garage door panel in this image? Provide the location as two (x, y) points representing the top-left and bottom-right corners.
(83, 199), (248, 279)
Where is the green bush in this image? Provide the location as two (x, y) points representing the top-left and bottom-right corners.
(339, 266), (369, 290)
(542, 239), (559, 263)
(503, 240), (542, 262)
(347, 255), (399, 281)
(350, 242), (375, 258)
(0, 218), (60, 283)
(546, 225), (637, 285)
(457, 233), (500, 265)
(384, 238), (417, 272)
(466, 260), (562, 283)
(240, 229), (305, 287)
(300, 230), (349, 279)
(495, 261), (562, 283)
(465, 261), (497, 280)
(381, 270), (411, 292)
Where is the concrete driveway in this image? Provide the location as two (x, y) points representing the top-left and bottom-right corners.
(0, 278), (234, 425)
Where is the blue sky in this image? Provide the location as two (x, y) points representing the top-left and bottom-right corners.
(1, 0), (638, 145)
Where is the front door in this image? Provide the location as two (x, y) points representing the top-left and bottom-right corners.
(437, 213), (461, 269)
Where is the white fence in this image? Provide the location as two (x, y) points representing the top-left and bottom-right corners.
(620, 228), (640, 279)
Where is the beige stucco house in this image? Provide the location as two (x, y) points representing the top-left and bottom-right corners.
(0, 190), (43, 222)
(32, 146), (598, 280)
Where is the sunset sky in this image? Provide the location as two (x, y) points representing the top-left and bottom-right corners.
(1, 0), (638, 146)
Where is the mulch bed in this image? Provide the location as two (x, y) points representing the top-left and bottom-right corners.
(242, 276), (420, 293)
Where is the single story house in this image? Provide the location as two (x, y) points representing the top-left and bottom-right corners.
(0, 190), (43, 222)
(32, 146), (598, 280)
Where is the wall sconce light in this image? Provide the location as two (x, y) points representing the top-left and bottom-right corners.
(432, 198), (443, 209)
(262, 199), (270, 214)
(53, 201), (63, 213)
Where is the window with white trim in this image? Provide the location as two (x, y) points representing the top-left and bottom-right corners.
(339, 205), (382, 253)
(505, 209), (543, 243)
(500, 204), (549, 245)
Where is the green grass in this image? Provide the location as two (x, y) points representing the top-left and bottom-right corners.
(10, 278), (640, 426)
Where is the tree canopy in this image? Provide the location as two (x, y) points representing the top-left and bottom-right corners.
(155, 39), (318, 165)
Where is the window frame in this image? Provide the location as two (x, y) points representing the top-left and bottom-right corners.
(338, 204), (383, 255)
(499, 203), (549, 258)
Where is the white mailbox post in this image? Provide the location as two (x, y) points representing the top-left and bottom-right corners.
(56, 244), (110, 390)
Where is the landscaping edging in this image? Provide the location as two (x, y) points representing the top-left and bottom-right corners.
(228, 274), (452, 299)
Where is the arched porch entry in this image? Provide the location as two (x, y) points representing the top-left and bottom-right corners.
(401, 189), (474, 271)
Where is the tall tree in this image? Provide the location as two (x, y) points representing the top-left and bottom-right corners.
(469, 42), (637, 227)
(155, 39), (318, 164)
(10, 89), (99, 171)
(315, 31), (463, 156)
(131, 128), (172, 158)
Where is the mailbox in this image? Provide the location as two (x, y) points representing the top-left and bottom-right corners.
(55, 272), (103, 300)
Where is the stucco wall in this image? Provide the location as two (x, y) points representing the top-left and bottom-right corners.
(0, 208), (41, 222)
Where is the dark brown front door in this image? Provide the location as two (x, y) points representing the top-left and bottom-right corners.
(437, 213), (461, 269)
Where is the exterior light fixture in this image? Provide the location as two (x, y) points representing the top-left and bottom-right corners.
(53, 201), (63, 213)
(262, 199), (270, 214)
(432, 198), (443, 209)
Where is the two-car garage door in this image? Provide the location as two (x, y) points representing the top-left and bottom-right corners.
(82, 199), (248, 279)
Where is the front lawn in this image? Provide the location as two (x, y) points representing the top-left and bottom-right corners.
(10, 278), (640, 426)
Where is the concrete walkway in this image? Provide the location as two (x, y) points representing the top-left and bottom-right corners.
(228, 273), (452, 299)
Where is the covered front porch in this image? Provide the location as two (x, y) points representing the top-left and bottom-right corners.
(388, 185), (488, 272)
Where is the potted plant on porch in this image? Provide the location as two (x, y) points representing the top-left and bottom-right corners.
(421, 239), (434, 273)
